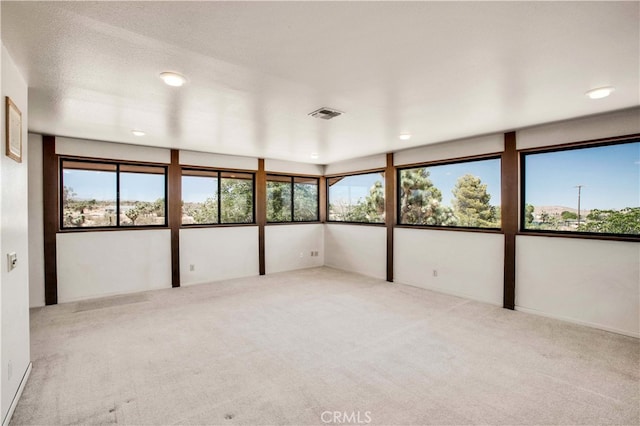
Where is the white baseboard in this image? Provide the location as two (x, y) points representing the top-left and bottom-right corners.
(2, 362), (32, 426)
(515, 306), (639, 339)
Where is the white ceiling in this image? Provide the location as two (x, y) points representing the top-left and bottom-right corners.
(2, 1), (638, 164)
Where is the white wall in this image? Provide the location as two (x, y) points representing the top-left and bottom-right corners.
(180, 150), (257, 170)
(395, 229), (504, 305)
(51, 140), (173, 303)
(57, 230), (171, 302)
(265, 224), (324, 274)
(56, 137), (170, 163)
(27, 134), (44, 307)
(394, 133), (503, 166)
(516, 236), (639, 337)
(513, 108), (640, 337)
(517, 107), (640, 150)
(180, 227), (259, 286)
(264, 159), (323, 176)
(324, 153), (386, 176)
(324, 224), (386, 279)
(1, 43), (31, 425)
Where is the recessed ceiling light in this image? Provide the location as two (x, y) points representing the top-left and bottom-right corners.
(310, 153), (319, 159)
(399, 133), (412, 141)
(586, 86), (614, 99)
(159, 72), (187, 87)
(131, 129), (146, 137)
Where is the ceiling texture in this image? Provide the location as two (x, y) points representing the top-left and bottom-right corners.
(1, 1), (638, 164)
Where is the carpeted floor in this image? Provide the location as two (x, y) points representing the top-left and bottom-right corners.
(10, 267), (639, 425)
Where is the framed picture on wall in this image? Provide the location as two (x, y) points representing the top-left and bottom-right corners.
(5, 96), (22, 163)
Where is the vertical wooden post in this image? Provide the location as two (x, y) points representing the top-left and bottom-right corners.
(257, 159), (266, 275)
(169, 149), (181, 288)
(502, 132), (518, 309)
(319, 176), (327, 223)
(43, 135), (58, 305)
(385, 153), (396, 282)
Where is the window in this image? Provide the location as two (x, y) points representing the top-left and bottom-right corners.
(522, 140), (639, 236)
(61, 160), (167, 229)
(182, 169), (255, 225)
(221, 172), (254, 224)
(328, 172), (385, 223)
(398, 157), (501, 228)
(294, 177), (319, 221)
(266, 175), (319, 222)
(182, 170), (219, 225)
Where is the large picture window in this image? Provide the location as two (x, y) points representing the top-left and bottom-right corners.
(522, 140), (639, 236)
(61, 160), (167, 229)
(266, 175), (319, 222)
(182, 169), (255, 225)
(327, 172), (385, 223)
(398, 157), (501, 228)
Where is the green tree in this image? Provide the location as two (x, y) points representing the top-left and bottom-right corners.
(153, 198), (165, 217)
(125, 206), (140, 225)
(62, 186), (76, 205)
(561, 210), (577, 220)
(293, 182), (319, 221)
(399, 168), (456, 226)
(345, 181), (385, 223)
(578, 207), (640, 235)
(267, 181), (292, 222)
(451, 174), (498, 227)
(524, 204), (535, 227)
(221, 178), (253, 223)
(189, 197), (218, 224)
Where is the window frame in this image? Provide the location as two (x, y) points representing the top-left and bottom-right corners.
(59, 157), (168, 231)
(266, 173), (320, 224)
(326, 169), (386, 225)
(181, 167), (256, 227)
(519, 136), (640, 241)
(395, 154), (503, 232)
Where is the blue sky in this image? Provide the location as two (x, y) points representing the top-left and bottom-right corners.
(428, 159), (500, 207)
(63, 170), (164, 202)
(329, 173), (385, 205)
(329, 160), (501, 208)
(64, 141), (639, 210)
(525, 142), (639, 210)
(182, 176), (218, 203)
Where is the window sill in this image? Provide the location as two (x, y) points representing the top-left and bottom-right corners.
(517, 230), (640, 242)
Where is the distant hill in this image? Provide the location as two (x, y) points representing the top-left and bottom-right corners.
(533, 206), (591, 217)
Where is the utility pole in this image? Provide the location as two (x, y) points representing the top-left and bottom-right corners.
(575, 185), (584, 225)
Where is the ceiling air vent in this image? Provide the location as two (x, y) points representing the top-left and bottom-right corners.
(308, 107), (344, 120)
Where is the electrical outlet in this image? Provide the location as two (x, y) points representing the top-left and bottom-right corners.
(314, 251), (319, 257)
(299, 252), (304, 258)
(7, 252), (17, 272)
(310, 251), (314, 257)
(189, 264), (195, 272)
(433, 269), (438, 277)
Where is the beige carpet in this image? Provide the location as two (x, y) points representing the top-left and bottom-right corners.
(10, 267), (639, 425)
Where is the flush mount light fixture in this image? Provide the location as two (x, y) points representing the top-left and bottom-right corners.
(586, 86), (614, 99)
(310, 152), (319, 159)
(399, 133), (412, 141)
(159, 72), (187, 87)
(131, 129), (146, 137)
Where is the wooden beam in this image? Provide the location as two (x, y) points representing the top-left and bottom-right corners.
(385, 153), (396, 282)
(257, 159), (266, 275)
(502, 132), (518, 309)
(319, 176), (327, 223)
(168, 149), (181, 288)
(42, 135), (58, 305)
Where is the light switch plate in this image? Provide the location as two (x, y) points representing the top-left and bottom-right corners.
(7, 252), (17, 271)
